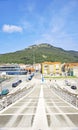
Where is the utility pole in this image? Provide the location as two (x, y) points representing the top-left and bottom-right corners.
(33, 48), (36, 72)
(33, 48), (35, 64)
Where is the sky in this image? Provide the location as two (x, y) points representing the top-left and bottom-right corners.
(0, 0), (78, 54)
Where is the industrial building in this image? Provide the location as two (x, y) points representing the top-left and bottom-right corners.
(0, 64), (27, 75)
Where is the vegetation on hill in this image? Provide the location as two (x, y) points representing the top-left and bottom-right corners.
(0, 43), (78, 64)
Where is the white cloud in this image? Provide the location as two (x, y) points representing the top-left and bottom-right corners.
(2, 24), (23, 33)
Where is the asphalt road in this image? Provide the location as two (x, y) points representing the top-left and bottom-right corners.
(0, 78), (78, 130)
(0, 75), (27, 92)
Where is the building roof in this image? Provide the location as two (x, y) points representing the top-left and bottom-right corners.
(42, 61), (61, 65)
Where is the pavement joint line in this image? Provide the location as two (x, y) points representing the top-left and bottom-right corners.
(0, 113), (36, 115)
(12, 105), (37, 107)
(0, 79), (78, 128)
(48, 84), (78, 111)
(5, 98), (33, 127)
(4, 85), (39, 126)
(1, 113), (78, 115)
(32, 84), (48, 130)
(48, 88), (76, 127)
(0, 84), (36, 114)
(46, 113), (78, 115)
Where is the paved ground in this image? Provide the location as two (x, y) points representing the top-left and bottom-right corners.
(0, 79), (78, 130)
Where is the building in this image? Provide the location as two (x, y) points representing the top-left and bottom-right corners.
(41, 62), (61, 76)
(33, 63), (41, 72)
(0, 64), (27, 75)
(62, 63), (78, 76)
(73, 67), (78, 77)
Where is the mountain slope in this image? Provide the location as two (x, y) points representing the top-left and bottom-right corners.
(0, 43), (78, 64)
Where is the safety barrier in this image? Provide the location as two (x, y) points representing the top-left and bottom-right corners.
(50, 83), (78, 108)
(0, 85), (34, 111)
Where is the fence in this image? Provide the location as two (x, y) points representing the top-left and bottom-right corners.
(50, 83), (78, 108)
(0, 84), (34, 111)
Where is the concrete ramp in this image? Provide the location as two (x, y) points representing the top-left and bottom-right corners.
(33, 84), (48, 130)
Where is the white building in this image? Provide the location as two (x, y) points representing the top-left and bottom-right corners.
(73, 67), (78, 77)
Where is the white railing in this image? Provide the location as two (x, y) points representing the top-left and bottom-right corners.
(50, 83), (78, 108)
(0, 85), (33, 111)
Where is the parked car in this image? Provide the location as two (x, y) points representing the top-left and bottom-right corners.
(12, 82), (18, 87)
(18, 80), (22, 83)
(28, 76), (32, 80)
(12, 80), (22, 87)
(30, 73), (34, 77)
(67, 82), (71, 86)
(65, 80), (71, 86)
(0, 89), (9, 96)
(71, 85), (77, 90)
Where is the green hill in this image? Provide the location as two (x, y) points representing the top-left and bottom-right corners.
(0, 43), (78, 64)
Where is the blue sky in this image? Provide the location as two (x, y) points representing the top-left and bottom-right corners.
(0, 0), (78, 54)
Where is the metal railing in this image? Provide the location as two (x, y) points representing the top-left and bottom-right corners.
(0, 85), (34, 111)
(50, 83), (78, 108)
